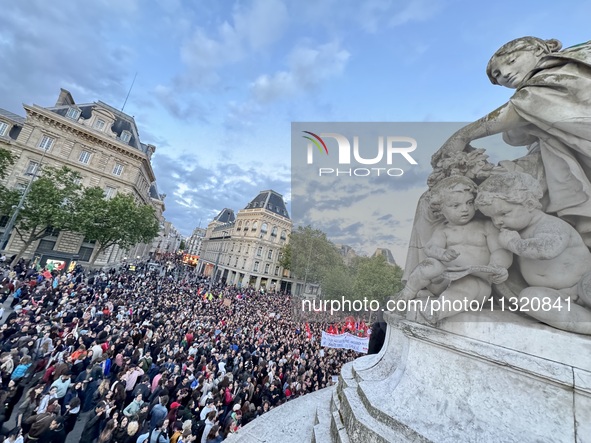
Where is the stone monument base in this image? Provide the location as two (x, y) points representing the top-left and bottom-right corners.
(227, 310), (591, 442)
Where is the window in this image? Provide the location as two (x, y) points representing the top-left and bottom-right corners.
(242, 258), (246, 269)
(0, 121), (7, 136)
(253, 261), (259, 272)
(234, 257), (238, 266)
(73, 176), (82, 185)
(104, 186), (116, 199)
(37, 239), (56, 252)
(25, 161), (40, 176)
(264, 264), (270, 274)
(274, 266), (279, 276)
(79, 150), (91, 164)
(261, 223), (268, 234)
(280, 230), (287, 240)
(15, 182), (27, 192)
(78, 246), (94, 261)
(93, 119), (105, 130)
(237, 221), (242, 231)
(112, 163), (124, 176)
(271, 226), (278, 237)
(120, 130), (131, 143)
(244, 222), (249, 231)
(39, 135), (55, 150)
(66, 107), (80, 120)
(252, 221), (258, 231)
(44, 226), (60, 237)
(257, 246), (262, 257)
(267, 250), (273, 260)
(0, 215), (8, 228)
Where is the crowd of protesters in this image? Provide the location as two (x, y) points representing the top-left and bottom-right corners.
(0, 255), (358, 443)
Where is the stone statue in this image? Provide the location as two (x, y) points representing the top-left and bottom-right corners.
(398, 176), (511, 323)
(476, 171), (591, 334)
(402, 37), (591, 334)
(432, 36), (591, 246)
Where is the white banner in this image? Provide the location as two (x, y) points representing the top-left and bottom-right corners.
(321, 331), (369, 354)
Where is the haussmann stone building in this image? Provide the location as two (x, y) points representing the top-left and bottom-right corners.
(0, 88), (165, 269)
(197, 190), (292, 292)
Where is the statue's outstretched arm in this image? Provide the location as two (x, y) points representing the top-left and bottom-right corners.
(431, 102), (528, 167)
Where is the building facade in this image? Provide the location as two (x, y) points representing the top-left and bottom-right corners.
(197, 190), (292, 291)
(186, 227), (206, 256)
(0, 88), (165, 268)
(152, 220), (183, 255)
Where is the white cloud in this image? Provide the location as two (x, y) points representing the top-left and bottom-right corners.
(178, 0), (288, 87)
(250, 41), (350, 103)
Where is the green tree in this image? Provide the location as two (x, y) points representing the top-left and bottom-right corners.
(320, 262), (356, 300)
(0, 147), (14, 179)
(179, 239), (186, 251)
(352, 254), (404, 303)
(77, 190), (160, 266)
(279, 225), (342, 285)
(10, 166), (83, 266)
(0, 147), (18, 217)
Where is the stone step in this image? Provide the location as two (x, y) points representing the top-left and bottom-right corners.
(329, 391), (350, 443)
(313, 421), (334, 443)
(312, 391), (337, 443)
(339, 385), (431, 443)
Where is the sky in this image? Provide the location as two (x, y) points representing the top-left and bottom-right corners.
(0, 0), (589, 267)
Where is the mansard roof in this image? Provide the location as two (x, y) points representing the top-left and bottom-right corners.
(244, 190), (290, 219)
(214, 208), (236, 224)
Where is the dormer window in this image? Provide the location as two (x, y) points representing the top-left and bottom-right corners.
(66, 107), (80, 120)
(0, 121), (8, 136)
(120, 130), (132, 143)
(93, 119), (106, 131)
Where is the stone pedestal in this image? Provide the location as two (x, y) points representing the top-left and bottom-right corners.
(337, 310), (591, 442)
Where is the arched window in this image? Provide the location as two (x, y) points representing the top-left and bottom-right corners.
(252, 221), (258, 231)
(271, 226), (278, 237)
(261, 223), (268, 234)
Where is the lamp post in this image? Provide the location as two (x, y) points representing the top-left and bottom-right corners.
(0, 146), (49, 257)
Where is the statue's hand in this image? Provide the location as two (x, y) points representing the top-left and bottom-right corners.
(431, 135), (469, 167)
(489, 267), (509, 284)
(498, 229), (521, 250)
(441, 248), (460, 262)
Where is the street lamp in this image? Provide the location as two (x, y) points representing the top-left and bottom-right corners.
(0, 146), (50, 256)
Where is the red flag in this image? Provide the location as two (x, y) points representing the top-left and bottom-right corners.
(344, 316), (355, 332)
(359, 321), (368, 337)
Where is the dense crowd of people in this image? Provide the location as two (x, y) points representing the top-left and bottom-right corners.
(0, 257), (358, 443)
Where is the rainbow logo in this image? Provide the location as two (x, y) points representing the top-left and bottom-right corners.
(302, 131), (328, 155)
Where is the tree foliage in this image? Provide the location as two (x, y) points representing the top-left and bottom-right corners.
(77, 190), (160, 265)
(280, 225), (404, 303)
(11, 166), (83, 266)
(4, 163), (159, 267)
(0, 148), (18, 216)
(279, 226), (342, 284)
(0, 147), (14, 180)
(352, 254), (404, 302)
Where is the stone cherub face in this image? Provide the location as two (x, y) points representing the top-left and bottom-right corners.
(440, 188), (476, 226)
(488, 48), (542, 89)
(477, 197), (535, 231)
